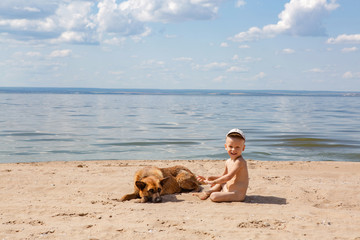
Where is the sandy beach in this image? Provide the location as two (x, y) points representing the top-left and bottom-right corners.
(1, 159), (359, 240)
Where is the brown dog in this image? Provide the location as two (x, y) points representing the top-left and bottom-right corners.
(120, 165), (201, 203)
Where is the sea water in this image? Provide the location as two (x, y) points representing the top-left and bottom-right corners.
(0, 88), (359, 163)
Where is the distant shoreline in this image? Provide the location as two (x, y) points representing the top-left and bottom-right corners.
(0, 87), (359, 97)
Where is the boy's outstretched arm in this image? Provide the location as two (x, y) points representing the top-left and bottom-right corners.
(205, 160), (242, 185)
(197, 163), (229, 184)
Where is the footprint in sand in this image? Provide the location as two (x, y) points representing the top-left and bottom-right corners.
(237, 219), (286, 230)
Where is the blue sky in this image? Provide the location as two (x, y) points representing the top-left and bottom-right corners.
(0, 0), (359, 91)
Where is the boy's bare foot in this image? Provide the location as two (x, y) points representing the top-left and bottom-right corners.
(193, 191), (211, 200)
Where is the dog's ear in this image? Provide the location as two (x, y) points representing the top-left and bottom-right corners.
(160, 177), (170, 186)
(135, 181), (147, 190)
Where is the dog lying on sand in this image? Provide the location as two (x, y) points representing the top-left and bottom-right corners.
(120, 165), (201, 203)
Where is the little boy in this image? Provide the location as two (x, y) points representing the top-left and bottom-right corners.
(193, 128), (249, 202)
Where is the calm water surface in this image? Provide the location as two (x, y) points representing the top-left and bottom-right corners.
(0, 90), (359, 163)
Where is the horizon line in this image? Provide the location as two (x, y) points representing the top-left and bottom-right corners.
(0, 86), (359, 93)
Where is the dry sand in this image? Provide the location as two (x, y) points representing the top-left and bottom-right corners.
(0, 159), (359, 240)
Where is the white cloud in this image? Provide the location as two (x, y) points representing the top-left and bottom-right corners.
(0, 1), (96, 44)
(235, 0), (246, 8)
(103, 36), (126, 45)
(306, 68), (325, 73)
(0, 1), (56, 19)
(213, 75), (226, 83)
(230, 26), (264, 42)
(119, 0), (222, 22)
(0, 17), (56, 33)
(342, 71), (352, 79)
(232, 54), (239, 60)
(341, 47), (358, 53)
(343, 71), (360, 79)
(49, 49), (72, 58)
(173, 57), (193, 62)
(130, 27), (152, 42)
(0, 0), (225, 44)
(234, 56), (262, 63)
(96, 0), (147, 38)
(109, 71), (124, 75)
(220, 42), (228, 47)
(17, 6), (41, 13)
(26, 51), (41, 57)
(282, 48), (295, 54)
(230, 0), (339, 42)
(141, 59), (166, 68)
(55, 2), (94, 31)
(151, 60), (165, 65)
(254, 72), (266, 80)
(165, 34), (177, 38)
(226, 66), (248, 72)
(327, 34), (360, 44)
(52, 31), (87, 44)
(238, 44), (250, 49)
(194, 62), (228, 71)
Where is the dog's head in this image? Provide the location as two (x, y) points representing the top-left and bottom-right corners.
(136, 176), (169, 203)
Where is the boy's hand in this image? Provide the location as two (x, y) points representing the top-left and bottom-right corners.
(196, 175), (207, 184)
(204, 179), (215, 186)
(197, 176), (218, 186)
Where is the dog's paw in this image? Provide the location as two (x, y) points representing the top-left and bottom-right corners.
(140, 197), (149, 203)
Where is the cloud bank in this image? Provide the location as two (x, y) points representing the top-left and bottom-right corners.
(327, 34), (360, 44)
(230, 0), (339, 42)
(0, 0), (224, 44)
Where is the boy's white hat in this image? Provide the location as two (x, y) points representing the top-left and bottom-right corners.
(226, 128), (246, 140)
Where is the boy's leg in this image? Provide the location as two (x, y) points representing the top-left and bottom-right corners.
(209, 191), (246, 202)
(193, 184), (222, 200)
